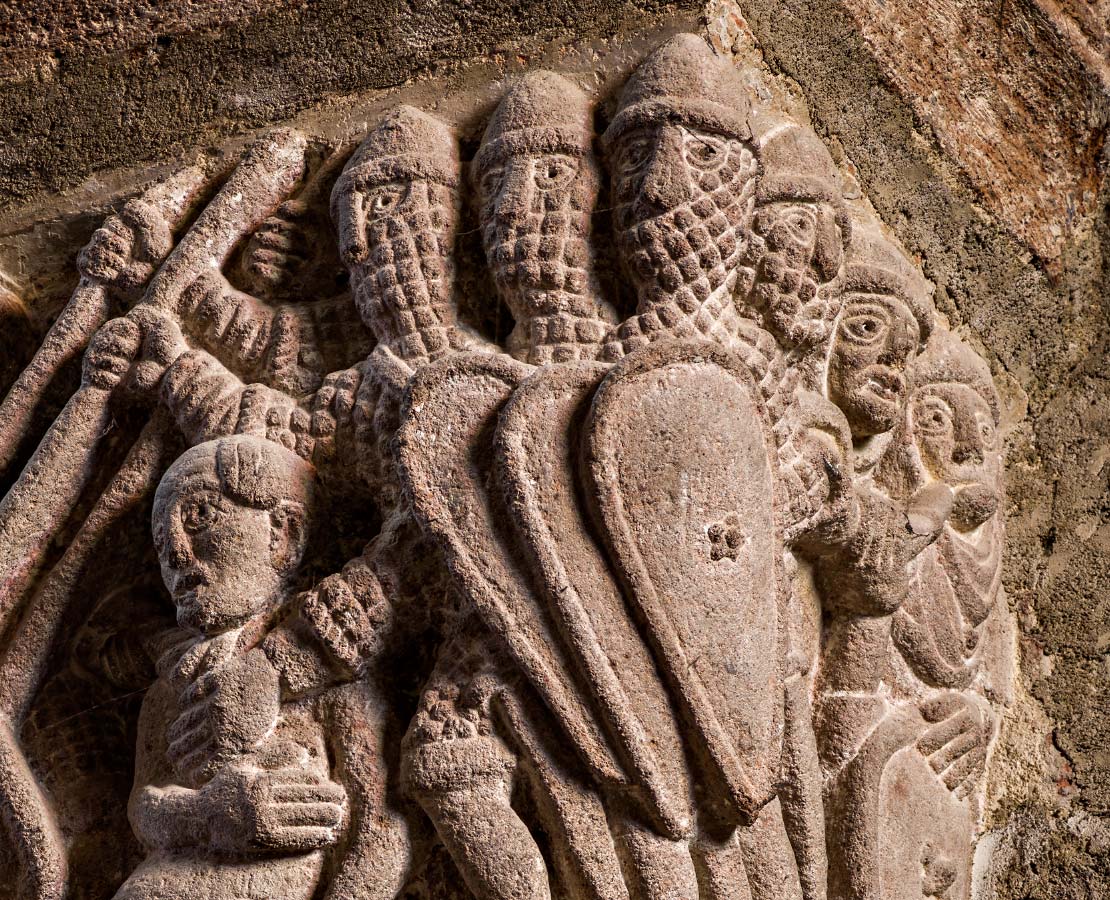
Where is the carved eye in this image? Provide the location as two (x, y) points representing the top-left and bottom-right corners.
(533, 155), (576, 191)
(683, 130), (727, 171)
(839, 305), (890, 345)
(976, 413), (997, 448)
(181, 493), (223, 534)
(480, 165), (504, 200)
(914, 396), (953, 437)
(618, 135), (653, 176)
(365, 183), (407, 215)
(781, 207), (816, 241)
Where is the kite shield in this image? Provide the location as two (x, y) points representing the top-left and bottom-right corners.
(585, 340), (787, 824)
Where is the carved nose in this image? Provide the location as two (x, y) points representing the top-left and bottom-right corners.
(952, 423), (985, 465)
(880, 328), (914, 366)
(336, 194), (369, 266)
(494, 161), (533, 223)
(639, 130), (690, 211)
(164, 525), (191, 571)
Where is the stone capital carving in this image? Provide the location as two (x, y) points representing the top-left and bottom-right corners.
(0, 31), (1011, 900)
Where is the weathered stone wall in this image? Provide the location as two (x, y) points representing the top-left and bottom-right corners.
(1, 0), (1107, 896)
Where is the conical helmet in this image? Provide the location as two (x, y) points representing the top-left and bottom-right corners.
(601, 33), (752, 150)
(753, 116), (843, 205)
(475, 70), (593, 174)
(331, 105), (459, 220)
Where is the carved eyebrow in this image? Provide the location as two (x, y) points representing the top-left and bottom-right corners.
(681, 128), (727, 150)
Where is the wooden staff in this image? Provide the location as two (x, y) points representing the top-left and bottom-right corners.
(0, 128), (308, 900)
(0, 166), (209, 477)
(0, 129), (308, 639)
(0, 408), (178, 900)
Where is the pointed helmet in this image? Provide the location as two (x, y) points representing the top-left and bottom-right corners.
(601, 33), (752, 150)
(475, 70), (594, 175)
(753, 117), (843, 206)
(330, 105), (459, 221)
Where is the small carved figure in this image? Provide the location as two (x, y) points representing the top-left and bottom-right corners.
(475, 70), (618, 364)
(601, 33), (759, 357)
(818, 328), (1011, 900)
(115, 435), (347, 900)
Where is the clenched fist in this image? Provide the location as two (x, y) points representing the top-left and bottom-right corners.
(77, 199), (174, 301)
(82, 307), (186, 396)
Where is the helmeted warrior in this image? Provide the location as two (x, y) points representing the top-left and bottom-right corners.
(475, 70), (618, 364)
(331, 104), (477, 365)
(600, 33), (760, 358)
(744, 117), (852, 351)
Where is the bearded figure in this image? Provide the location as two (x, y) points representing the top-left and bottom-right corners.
(475, 70), (617, 365)
(600, 33), (759, 358)
(331, 105), (476, 367)
(828, 224), (933, 439)
(744, 118), (852, 351)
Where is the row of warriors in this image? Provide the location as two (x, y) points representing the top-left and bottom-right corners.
(65, 32), (1011, 900)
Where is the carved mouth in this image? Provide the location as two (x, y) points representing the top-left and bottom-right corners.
(172, 570), (207, 597)
(862, 369), (905, 404)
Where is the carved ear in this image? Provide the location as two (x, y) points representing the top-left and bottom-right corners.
(269, 500), (307, 575)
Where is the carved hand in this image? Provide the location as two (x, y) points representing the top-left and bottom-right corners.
(784, 391), (860, 550)
(916, 693), (990, 799)
(82, 308), (187, 396)
(167, 647), (282, 785)
(199, 758), (348, 854)
(77, 198), (174, 302)
(310, 366), (367, 470)
(127, 305), (188, 394)
(905, 481), (956, 555)
(83, 316), (144, 391)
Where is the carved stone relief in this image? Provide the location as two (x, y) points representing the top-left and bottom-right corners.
(0, 32), (1013, 900)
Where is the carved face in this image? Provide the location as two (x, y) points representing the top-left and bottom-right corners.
(153, 456), (297, 635)
(911, 383), (1000, 530)
(827, 293), (921, 439)
(334, 176), (458, 350)
(749, 199), (846, 346)
(610, 123), (755, 307)
(478, 152), (597, 318)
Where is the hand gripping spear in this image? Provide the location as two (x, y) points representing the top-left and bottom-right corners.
(0, 165), (209, 481)
(0, 128), (308, 900)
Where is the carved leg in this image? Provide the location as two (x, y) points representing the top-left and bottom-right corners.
(496, 685), (630, 900)
(691, 832), (754, 900)
(409, 734), (550, 900)
(735, 798), (804, 900)
(612, 819), (700, 900)
(779, 673), (827, 900)
(323, 679), (413, 900)
(403, 626), (551, 900)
